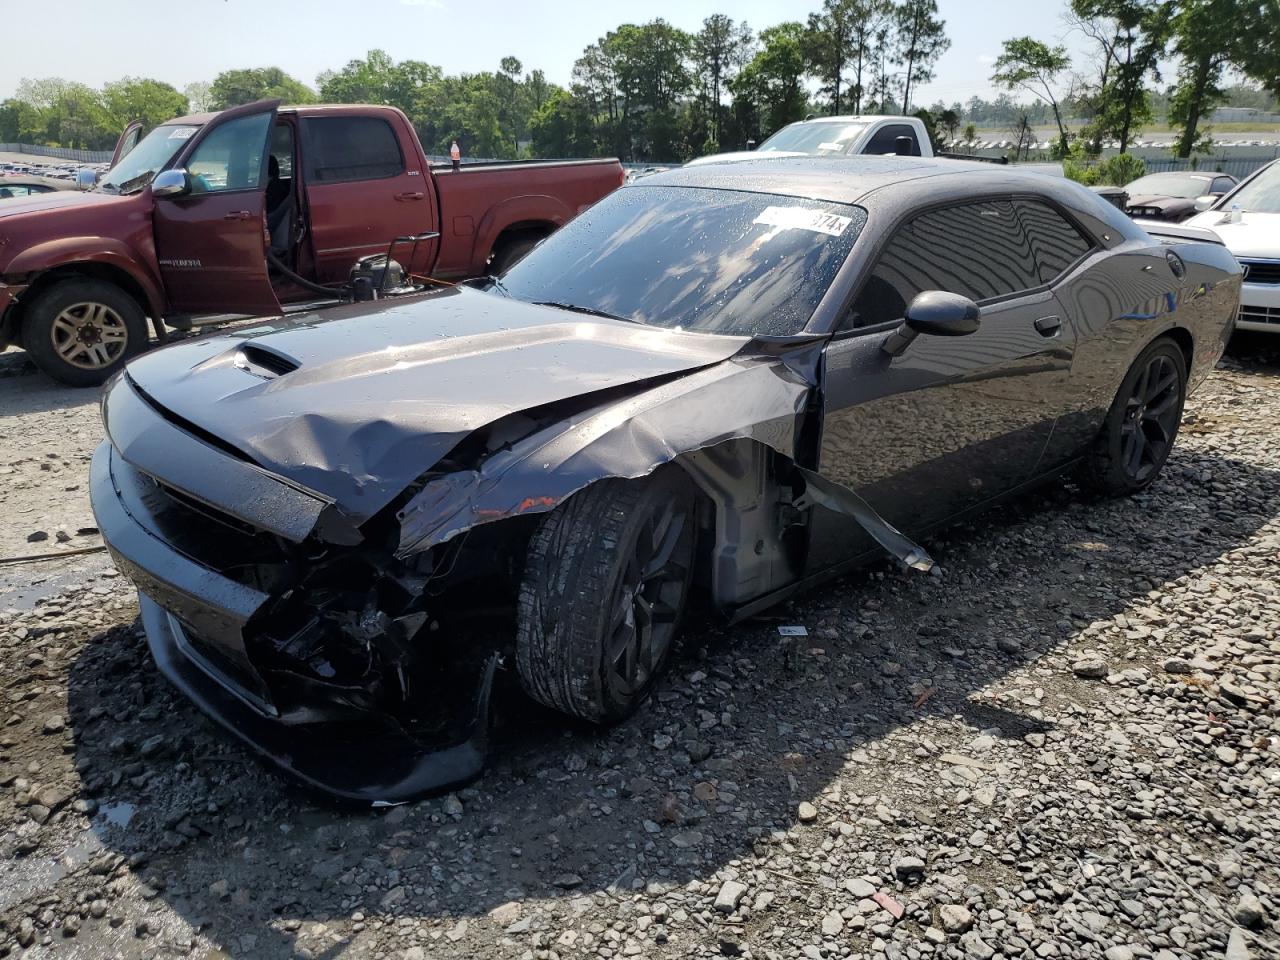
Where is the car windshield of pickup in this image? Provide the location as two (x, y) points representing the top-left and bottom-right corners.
(98, 124), (200, 194)
(758, 121), (870, 155)
(498, 185), (865, 337)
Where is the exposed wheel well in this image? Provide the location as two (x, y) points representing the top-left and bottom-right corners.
(6, 264), (155, 343)
(489, 221), (555, 261)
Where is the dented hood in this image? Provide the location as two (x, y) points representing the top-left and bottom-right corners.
(122, 287), (749, 521)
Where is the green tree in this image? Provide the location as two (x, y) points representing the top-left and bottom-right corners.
(694, 14), (754, 149)
(1069, 0), (1170, 153)
(183, 81), (213, 113)
(804, 0), (858, 114)
(209, 67), (316, 108)
(101, 77), (188, 131)
(846, 0), (894, 113)
(730, 22), (808, 145)
(316, 51), (437, 111)
(1234, 1), (1280, 97)
(894, 0), (950, 113)
(991, 37), (1072, 156)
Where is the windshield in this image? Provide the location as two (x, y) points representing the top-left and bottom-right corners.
(499, 185), (865, 336)
(1126, 173), (1213, 198)
(1224, 162), (1280, 214)
(758, 122), (869, 155)
(99, 124), (199, 194)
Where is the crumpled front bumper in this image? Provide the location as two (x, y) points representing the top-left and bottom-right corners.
(90, 432), (496, 805)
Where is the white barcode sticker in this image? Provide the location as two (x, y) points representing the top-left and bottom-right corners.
(754, 206), (852, 238)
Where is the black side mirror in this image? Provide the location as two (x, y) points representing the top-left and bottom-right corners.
(882, 291), (981, 357)
(746, 139), (757, 151)
(894, 136), (914, 156)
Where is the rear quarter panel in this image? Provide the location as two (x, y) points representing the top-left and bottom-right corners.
(432, 160), (624, 277)
(1051, 236), (1240, 459)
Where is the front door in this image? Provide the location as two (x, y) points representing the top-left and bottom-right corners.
(807, 198), (1077, 571)
(299, 112), (440, 284)
(152, 100), (282, 317)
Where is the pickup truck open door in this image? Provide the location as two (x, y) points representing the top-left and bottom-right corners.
(150, 100), (283, 318)
(111, 121), (144, 169)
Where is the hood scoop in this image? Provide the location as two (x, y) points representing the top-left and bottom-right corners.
(234, 344), (300, 379)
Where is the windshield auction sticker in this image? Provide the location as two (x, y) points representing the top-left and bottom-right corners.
(754, 206), (852, 237)
(166, 127), (198, 140)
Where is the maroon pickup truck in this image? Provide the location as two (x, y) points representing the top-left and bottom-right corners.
(0, 100), (624, 385)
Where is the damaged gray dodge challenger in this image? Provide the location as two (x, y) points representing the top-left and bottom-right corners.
(90, 157), (1241, 803)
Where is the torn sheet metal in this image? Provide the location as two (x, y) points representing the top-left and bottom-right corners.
(792, 466), (934, 571)
(393, 335), (932, 576)
(395, 350), (818, 557)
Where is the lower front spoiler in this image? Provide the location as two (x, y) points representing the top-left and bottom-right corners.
(140, 597), (497, 805)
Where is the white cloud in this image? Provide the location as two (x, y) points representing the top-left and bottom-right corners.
(977, 54), (996, 64)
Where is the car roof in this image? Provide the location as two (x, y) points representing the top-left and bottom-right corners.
(639, 155), (1071, 206)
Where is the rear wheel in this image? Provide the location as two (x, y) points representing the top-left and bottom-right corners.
(516, 470), (696, 724)
(21, 279), (148, 387)
(489, 232), (544, 275)
(1080, 337), (1187, 496)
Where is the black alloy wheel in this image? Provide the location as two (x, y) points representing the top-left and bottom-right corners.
(1080, 336), (1188, 496)
(602, 495), (692, 705)
(516, 469), (696, 724)
(1119, 350), (1182, 484)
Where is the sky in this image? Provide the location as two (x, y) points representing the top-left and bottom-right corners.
(0, 0), (1096, 109)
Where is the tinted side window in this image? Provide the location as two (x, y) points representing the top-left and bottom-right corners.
(304, 116), (404, 183)
(846, 200), (1040, 329)
(1212, 176), (1234, 195)
(1015, 199), (1093, 283)
(862, 124), (920, 156)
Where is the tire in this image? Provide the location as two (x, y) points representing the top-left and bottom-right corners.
(21, 279), (148, 387)
(489, 233), (542, 275)
(1079, 336), (1188, 496)
(516, 470), (696, 725)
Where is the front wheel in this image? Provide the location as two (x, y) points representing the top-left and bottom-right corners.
(1079, 337), (1187, 496)
(21, 279), (148, 387)
(515, 470), (696, 725)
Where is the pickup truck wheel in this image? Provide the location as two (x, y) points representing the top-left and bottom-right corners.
(489, 234), (541, 275)
(516, 470), (695, 725)
(22, 279), (147, 387)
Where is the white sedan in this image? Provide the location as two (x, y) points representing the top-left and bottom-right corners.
(1187, 159), (1280, 334)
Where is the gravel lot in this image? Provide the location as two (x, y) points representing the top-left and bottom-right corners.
(0, 335), (1278, 960)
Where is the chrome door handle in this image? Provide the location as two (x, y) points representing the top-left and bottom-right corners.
(223, 210), (252, 220)
(395, 191), (425, 201)
(1034, 315), (1062, 337)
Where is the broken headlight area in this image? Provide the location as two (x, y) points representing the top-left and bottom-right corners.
(126, 451), (531, 767)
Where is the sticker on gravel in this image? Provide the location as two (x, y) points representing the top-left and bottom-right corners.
(754, 206), (852, 237)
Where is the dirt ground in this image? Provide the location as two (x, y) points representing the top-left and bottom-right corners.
(0, 334), (1278, 960)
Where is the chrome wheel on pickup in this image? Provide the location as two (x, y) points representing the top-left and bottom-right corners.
(21, 279), (148, 387)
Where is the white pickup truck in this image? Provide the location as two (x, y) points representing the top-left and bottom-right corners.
(688, 115), (937, 166)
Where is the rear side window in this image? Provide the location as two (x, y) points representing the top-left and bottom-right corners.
(846, 200), (1041, 329)
(1212, 176), (1235, 195)
(1015, 199), (1093, 283)
(862, 124), (920, 156)
(304, 116), (404, 183)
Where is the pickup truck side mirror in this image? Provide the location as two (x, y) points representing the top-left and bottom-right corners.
(75, 168), (97, 191)
(1193, 195), (1216, 212)
(882, 291), (981, 357)
(745, 139), (757, 151)
(151, 169), (191, 198)
(894, 136), (914, 156)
